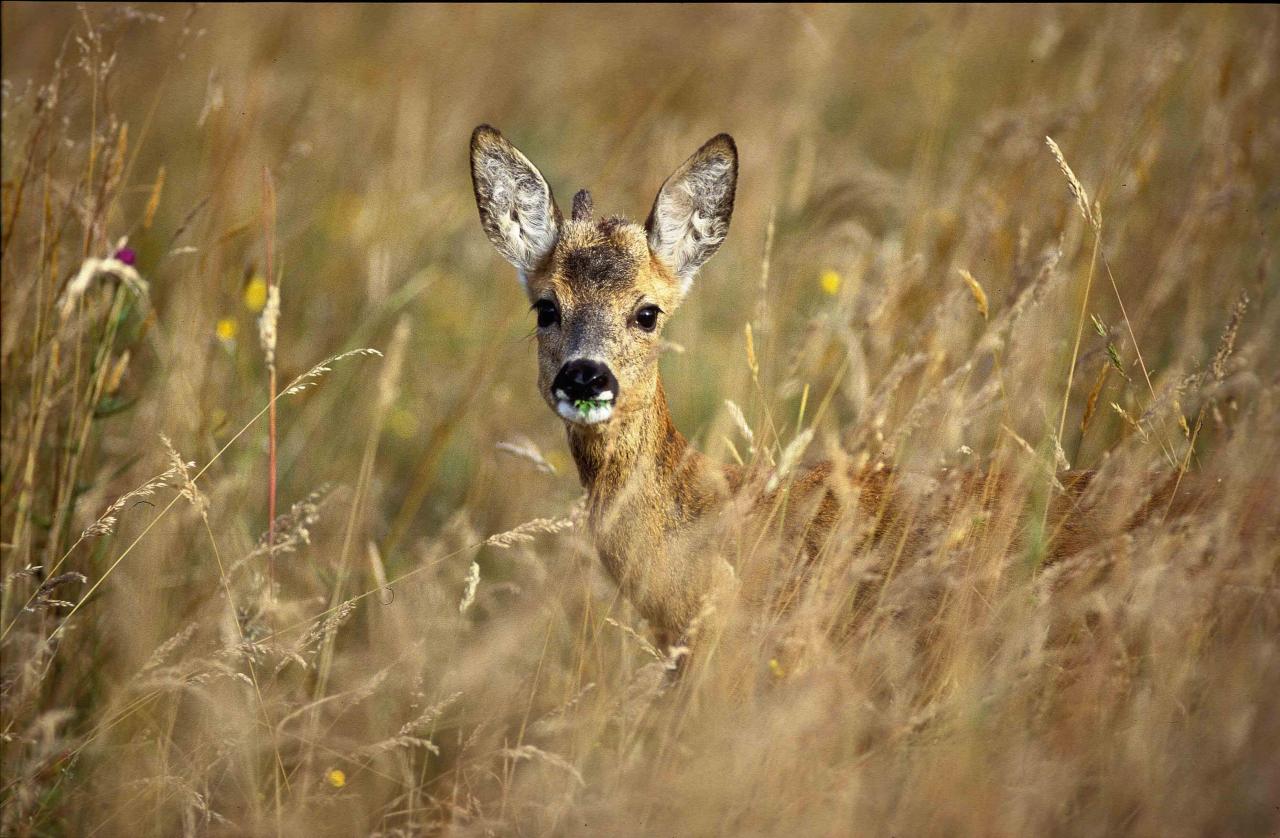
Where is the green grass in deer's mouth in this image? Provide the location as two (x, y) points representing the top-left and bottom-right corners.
(573, 398), (610, 415)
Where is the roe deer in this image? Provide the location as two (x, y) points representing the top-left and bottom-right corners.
(468, 125), (1174, 652)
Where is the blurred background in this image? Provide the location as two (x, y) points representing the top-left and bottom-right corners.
(2, 4), (1277, 836)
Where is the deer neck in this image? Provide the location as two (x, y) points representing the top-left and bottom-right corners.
(566, 374), (737, 638)
(566, 376), (713, 521)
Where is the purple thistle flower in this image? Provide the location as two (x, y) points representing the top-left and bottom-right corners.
(113, 248), (137, 266)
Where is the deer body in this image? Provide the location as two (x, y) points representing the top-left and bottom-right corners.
(470, 125), (799, 641)
(469, 127), (942, 644)
(566, 375), (864, 642)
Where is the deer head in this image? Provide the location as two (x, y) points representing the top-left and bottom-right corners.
(470, 125), (737, 432)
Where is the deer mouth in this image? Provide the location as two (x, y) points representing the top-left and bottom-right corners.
(553, 390), (615, 425)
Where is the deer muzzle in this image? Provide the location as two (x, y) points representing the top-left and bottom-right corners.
(552, 359), (619, 425)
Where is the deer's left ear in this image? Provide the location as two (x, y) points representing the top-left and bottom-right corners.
(471, 125), (562, 285)
(646, 134), (737, 294)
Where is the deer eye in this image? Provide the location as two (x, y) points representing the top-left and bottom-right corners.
(533, 299), (560, 329)
(633, 304), (662, 332)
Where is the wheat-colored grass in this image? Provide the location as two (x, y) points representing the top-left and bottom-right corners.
(2, 5), (1278, 836)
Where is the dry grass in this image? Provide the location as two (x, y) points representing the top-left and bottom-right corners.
(2, 5), (1278, 836)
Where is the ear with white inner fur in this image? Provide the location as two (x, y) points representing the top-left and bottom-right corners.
(470, 125), (562, 285)
(645, 134), (737, 294)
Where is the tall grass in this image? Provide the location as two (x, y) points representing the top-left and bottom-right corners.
(2, 5), (1278, 836)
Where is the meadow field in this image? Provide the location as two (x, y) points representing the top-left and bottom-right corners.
(2, 4), (1278, 835)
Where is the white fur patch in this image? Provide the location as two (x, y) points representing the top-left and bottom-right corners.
(556, 399), (614, 425)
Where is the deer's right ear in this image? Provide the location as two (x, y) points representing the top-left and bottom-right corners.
(470, 125), (562, 283)
(645, 134), (737, 295)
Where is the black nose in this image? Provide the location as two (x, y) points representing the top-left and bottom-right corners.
(552, 359), (618, 402)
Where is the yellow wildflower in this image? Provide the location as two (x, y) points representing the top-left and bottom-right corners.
(243, 275), (269, 313)
(215, 317), (238, 343)
(820, 269), (841, 296)
(325, 768), (346, 788)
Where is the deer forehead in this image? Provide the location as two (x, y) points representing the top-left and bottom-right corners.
(533, 217), (678, 307)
